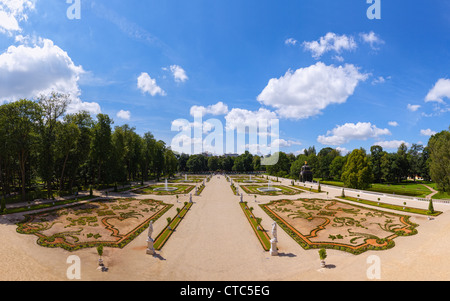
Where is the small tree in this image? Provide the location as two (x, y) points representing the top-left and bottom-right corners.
(319, 248), (327, 268)
(319, 248), (327, 261)
(256, 217), (262, 230)
(97, 244), (104, 258)
(428, 198), (435, 215)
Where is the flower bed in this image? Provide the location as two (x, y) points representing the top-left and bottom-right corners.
(134, 184), (195, 195)
(16, 198), (172, 252)
(240, 185), (303, 196)
(260, 198), (418, 255)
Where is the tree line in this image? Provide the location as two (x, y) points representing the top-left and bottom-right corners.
(1, 93), (449, 201)
(0, 93), (177, 202)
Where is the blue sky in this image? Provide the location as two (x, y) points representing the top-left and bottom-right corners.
(1, 0), (450, 156)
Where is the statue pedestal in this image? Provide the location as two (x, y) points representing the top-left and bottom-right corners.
(146, 237), (155, 255)
(270, 238), (278, 256)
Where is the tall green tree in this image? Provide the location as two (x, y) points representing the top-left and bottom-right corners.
(2, 100), (42, 200)
(38, 92), (71, 198)
(341, 149), (373, 189)
(428, 128), (450, 192)
(90, 114), (113, 185)
(370, 145), (385, 183)
(55, 119), (81, 192)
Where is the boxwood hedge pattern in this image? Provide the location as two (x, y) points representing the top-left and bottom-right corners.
(260, 198), (419, 255)
(16, 198), (172, 252)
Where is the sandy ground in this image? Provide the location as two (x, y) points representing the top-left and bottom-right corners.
(0, 175), (449, 281)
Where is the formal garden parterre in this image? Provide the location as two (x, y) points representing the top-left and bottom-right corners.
(16, 198), (172, 252)
(260, 198), (419, 255)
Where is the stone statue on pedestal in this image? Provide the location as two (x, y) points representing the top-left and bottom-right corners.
(270, 222), (278, 256)
(146, 221), (155, 255)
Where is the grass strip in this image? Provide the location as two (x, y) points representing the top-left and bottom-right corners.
(336, 196), (442, 216)
(239, 202), (271, 251)
(154, 202), (193, 250)
(1, 195), (96, 216)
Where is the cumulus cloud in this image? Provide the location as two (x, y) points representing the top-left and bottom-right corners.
(285, 38), (298, 46)
(407, 104), (421, 112)
(420, 129), (437, 136)
(425, 78), (450, 104)
(375, 140), (410, 150)
(116, 110), (131, 120)
(190, 101), (229, 117)
(0, 37), (103, 115)
(137, 72), (166, 96)
(0, 0), (35, 34)
(302, 33), (357, 59)
(360, 31), (385, 50)
(257, 62), (368, 120)
(224, 108), (278, 133)
(317, 122), (391, 146)
(388, 121), (399, 127)
(0, 38), (84, 102)
(169, 65), (188, 83)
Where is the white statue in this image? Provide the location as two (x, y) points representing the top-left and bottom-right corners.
(271, 222), (278, 242)
(146, 221), (155, 255)
(270, 222), (278, 256)
(147, 221), (153, 238)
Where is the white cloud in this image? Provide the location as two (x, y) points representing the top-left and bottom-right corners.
(0, 0), (35, 34)
(270, 138), (302, 148)
(420, 129), (437, 136)
(425, 78), (450, 104)
(317, 122), (391, 146)
(303, 33), (357, 59)
(0, 36), (102, 115)
(66, 99), (101, 115)
(169, 65), (188, 83)
(190, 101), (229, 117)
(407, 104), (421, 112)
(224, 108), (278, 133)
(116, 110), (131, 120)
(257, 62), (368, 120)
(336, 147), (350, 155)
(372, 76), (391, 85)
(0, 38), (83, 101)
(137, 72), (166, 96)
(388, 121), (399, 127)
(375, 140), (410, 150)
(360, 31), (385, 50)
(285, 38), (298, 46)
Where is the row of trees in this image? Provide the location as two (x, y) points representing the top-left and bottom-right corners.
(2, 93), (449, 200)
(0, 93), (177, 201)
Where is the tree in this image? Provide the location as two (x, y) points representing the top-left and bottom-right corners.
(164, 148), (178, 178)
(370, 145), (385, 183)
(207, 156), (220, 171)
(38, 92), (71, 198)
(265, 152), (290, 177)
(341, 149), (373, 189)
(2, 100), (42, 200)
(90, 114), (113, 185)
(329, 156), (347, 181)
(395, 143), (410, 182)
(55, 120), (81, 192)
(317, 147), (339, 180)
(428, 128), (450, 192)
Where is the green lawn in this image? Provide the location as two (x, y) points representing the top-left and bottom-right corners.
(317, 179), (436, 198)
